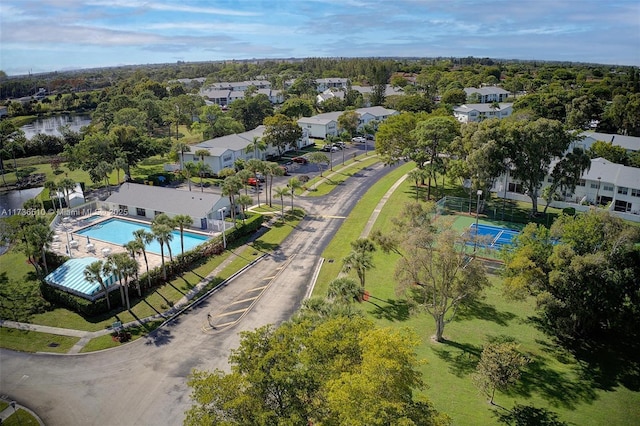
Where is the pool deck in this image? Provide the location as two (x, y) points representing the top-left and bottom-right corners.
(50, 213), (218, 271)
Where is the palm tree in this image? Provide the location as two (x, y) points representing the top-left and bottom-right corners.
(132, 229), (154, 290)
(153, 214), (175, 261)
(342, 238), (377, 289)
(246, 158), (265, 207)
(123, 239), (144, 296)
(84, 260), (111, 310)
(94, 161), (113, 195)
(222, 175), (243, 226)
(287, 177), (302, 211)
(24, 221), (54, 276)
(195, 161), (212, 193)
(183, 161), (198, 192)
(151, 223), (172, 281)
(58, 177), (76, 209)
(113, 157), (128, 184)
(173, 141), (190, 170)
(264, 161), (285, 207)
(173, 214), (194, 255)
(44, 180), (59, 212)
(236, 194), (253, 223)
(245, 136), (267, 160)
(327, 277), (362, 304)
(236, 169), (253, 195)
(274, 186), (290, 221)
(104, 253), (138, 310)
(103, 254), (126, 308)
(408, 169), (427, 201)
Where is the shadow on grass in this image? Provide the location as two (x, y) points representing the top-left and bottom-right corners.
(456, 300), (517, 326)
(494, 403), (569, 426)
(367, 297), (410, 322)
(513, 352), (597, 409)
(432, 338), (483, 377)
(251, 240), (280, 253)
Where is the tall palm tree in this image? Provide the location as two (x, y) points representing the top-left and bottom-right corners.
(173, 214), (194, 255)
(113, 157), (128, 184)
(264, 161), (285, 207)
(44, 180), (59, 212)
(84, 260), (111, 310)
(195, 161), (212, 193)
(132, 229), (154, 290)
(222, 175), (243, 226)
(236, 169), (253, 195)
(408, 168), (427, 201)
(103, 253), (127, 308)
(123, 239), (144, 296)
(341, 238), (377, 290)
(58, 177), (76, 209)
(274, 186), (290, 221)
(236, 194), (253, 224)
(24, 221), (54, 276)
(183, 161), (198, 192)
(246, 158), (265, 207)
(153, 214), (175, 260)
(173, 141), (190, 170)
(287, 177), (302, 211)
(327, 277), (362, 304)
(245, 136), (267, 160)
(151, 223), (172, 280)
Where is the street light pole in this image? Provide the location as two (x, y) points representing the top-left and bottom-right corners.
(218, 207), (227, 249)
(474, 189), (483, 253)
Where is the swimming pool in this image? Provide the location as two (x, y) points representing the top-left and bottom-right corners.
(77, 218), (210, 255)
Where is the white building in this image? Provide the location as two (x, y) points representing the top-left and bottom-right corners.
(463, 86), (510, 103)
(453, 103), (513, 123)
(492, 157), (640, 222)
(297, 107), (398, 139)
(103, 183), (230, 229)
(182, 125), (310, 174)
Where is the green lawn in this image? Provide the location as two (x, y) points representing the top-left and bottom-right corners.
(313, 163), (640, 425)
(0, 328), (79, 353)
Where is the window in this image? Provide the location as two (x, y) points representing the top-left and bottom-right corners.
(590, 183), (599, 189)
(223, 154), (232, 162)
(631, 188), (640, 197)
(547, 177), (554, 183)
(154, 211), (163, 217)
(136, 207), (146, 216)
(603, 185), (614, 192)
(578, 179), (586, 187)
(508, 182), (524, 193)
(617, 187), (628, 195)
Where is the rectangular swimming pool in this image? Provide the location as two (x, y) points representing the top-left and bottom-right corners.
(77, 218), (210, 255)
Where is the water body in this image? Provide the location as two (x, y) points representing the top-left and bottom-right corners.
(20, 114), (92, 140)
(0, 187), (44, 217)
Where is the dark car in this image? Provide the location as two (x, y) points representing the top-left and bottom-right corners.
(365, 134), (375, 140)
(292, 156), (308, 164)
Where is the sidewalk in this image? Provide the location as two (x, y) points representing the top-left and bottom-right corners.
(0, 398), (45, 425)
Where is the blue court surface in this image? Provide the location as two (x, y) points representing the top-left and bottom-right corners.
(468, 223), (520, 249)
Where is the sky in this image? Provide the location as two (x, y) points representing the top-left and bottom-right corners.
(1, 0), (639, 76)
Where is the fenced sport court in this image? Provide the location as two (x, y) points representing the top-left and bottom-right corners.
(469, 223), (520, 250)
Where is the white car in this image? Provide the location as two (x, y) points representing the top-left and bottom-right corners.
(351, 136), (366, 143)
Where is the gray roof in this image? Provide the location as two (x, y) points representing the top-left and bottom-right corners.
(298, 106), (398, 125)
(582, 158), (640, 189)
(580, 131), (640, 152)
(357, 106), (397, 117)
(195, 125), (266, 155)
(105, 183), (222, 218)
(463, 86), (509, 96)
(454, 103), (513, 113)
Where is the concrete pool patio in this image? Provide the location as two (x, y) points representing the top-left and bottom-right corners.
(50, 213), (218, 272)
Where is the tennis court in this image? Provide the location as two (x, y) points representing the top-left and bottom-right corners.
(469, 223), (520, 249)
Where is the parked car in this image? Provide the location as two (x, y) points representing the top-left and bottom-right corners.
(255, 172), (266, 182)
(333, 141), (346, 149)
(292, 156), (308, 164)
(365, 134), (375, 141)
(247, 177), (260, 186)
(279, 165), (289, 175)
(351, 136), (366, 143)
(322, 144), (339, 152)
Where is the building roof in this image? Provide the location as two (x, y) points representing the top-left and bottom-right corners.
(582, 157), (640, 189)
(454, 103), (513, 113)
(105, 183), (222, 218)
(464, 86), (510, 96)
(195, 125), (266, 155)
(298, 115), (338, 126)
(579, 131), (640, 152)
(357, 106), (397, 117)
(45, 257), (117, 300)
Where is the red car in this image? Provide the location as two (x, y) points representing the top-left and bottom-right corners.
(292, 156), (308, 164)
(247, 177), (259, 186)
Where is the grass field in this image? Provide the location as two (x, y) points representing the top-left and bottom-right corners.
(314, 165), (640, 425)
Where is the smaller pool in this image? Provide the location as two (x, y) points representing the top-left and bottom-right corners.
(77, 218), (210, 255)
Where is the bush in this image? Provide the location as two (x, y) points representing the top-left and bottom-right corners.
(562, 207), (576, 216)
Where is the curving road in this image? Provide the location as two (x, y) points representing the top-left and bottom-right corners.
(0, 160), (399, 426)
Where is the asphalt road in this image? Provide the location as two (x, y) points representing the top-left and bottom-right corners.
(0, 159), (399, 426)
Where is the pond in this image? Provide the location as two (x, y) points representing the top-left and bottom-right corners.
(0, 186), (44, 217)
(20, 114), (92, 140)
